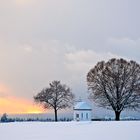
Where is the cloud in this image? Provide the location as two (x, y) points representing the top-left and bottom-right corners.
(108, 37), (139, 48)
(0, 40), (76, 99)
(65, 49), (121, 73)
(0, 36), (138, 102)
(0, 38), (122, 100)
(22, 45), (33, 53)
(107, 37), (140, 62)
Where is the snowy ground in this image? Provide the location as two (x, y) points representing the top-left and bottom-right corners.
(0, 121), (140, 140)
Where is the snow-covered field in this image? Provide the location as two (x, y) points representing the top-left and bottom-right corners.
(0, 121), (140, 140)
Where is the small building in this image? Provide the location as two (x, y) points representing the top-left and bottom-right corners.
(73, 101), (92, 121)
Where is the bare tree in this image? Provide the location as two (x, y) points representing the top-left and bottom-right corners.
(34, 80), (74, 122)
(87, 58), (140, 120)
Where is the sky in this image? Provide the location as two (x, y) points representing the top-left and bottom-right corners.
(0, 0), (140, 115)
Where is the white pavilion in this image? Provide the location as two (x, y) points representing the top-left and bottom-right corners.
(73, 101), (92, 121)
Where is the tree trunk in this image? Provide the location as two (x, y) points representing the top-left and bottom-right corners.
(54, 109), (58, 122)
(115, 111), (121, 121)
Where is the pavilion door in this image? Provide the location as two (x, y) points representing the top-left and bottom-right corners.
(76, 114), (79, 121)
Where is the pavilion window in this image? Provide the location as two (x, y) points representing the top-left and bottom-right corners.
(81, 113), (83, 119)
(86, 113), (88, 119)
(76, 114), (79, 118)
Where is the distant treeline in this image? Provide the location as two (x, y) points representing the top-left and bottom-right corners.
(0, 113), (72, 123)
(1, 113), (140, 123)
(92, 118), (140, 121)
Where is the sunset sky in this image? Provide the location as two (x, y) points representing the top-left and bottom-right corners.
(0, 0), (140, 114)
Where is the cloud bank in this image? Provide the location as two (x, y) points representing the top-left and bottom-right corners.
(0, 0), (140, 116)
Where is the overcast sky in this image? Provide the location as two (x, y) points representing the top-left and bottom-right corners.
(0, 0), (140, 114)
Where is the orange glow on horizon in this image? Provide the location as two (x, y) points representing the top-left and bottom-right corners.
(0, 96), (45, 114)
(0, 84), (45, 114)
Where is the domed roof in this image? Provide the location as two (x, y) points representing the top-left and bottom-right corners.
(74, 101), (92, 110)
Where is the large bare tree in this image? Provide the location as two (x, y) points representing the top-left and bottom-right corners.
(87, 58), (140, 120)
(34, 80), (74, 121)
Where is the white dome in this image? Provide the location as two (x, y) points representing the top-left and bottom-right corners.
(74, 101), (92, 110)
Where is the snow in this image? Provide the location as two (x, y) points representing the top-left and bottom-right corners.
(0, 121), (140, 140)
(74, 101), (92, 110)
